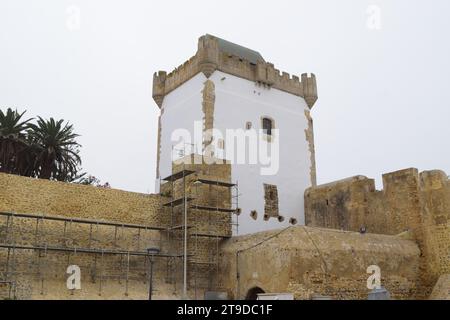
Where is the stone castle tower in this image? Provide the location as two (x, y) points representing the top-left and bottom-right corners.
(153, 34), (318, 235)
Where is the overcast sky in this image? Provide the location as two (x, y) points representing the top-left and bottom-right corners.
(1, 0), (449, 193)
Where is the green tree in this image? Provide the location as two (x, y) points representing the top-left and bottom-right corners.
(0, 108), (33, 174)
(27, 117), (82, 181)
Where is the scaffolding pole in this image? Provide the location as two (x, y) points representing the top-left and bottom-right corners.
(183, 164), (188, 298)
(0, 244), (183, 258)
(0, 212), (166, 232)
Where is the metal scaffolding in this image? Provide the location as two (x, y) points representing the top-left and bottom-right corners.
(0, 211), (182, 299)
(160, 163), (240, 299)
(0, 145), (240, 299)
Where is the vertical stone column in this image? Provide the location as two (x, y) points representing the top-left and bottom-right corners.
(152, 71), (167, 179)
(156, 109), (164, 179)
(304, 110), (317, 187)
(202, 80), (216, 157)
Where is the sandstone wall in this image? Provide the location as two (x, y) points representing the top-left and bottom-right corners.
(304, 168), (450, 298)
(2, 165), (447, 300)
(220, 226), (421, 300)
(163, 156), (234, 293)
(419, 170), (450, 292)
(0, 172), (169, 300)
(304, 168), (422, 236)
(429, 275), (450, 300)
(0, 172), (161, 226)
(0, 158), (235, 300)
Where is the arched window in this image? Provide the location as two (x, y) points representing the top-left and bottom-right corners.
(245, 287), (266, 300)
(262, 117), (273, 136)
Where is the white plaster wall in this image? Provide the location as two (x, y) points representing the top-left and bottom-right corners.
(159, 72), (206, 182)
(210, 71), (312, 235)
(158, 71), (313, 235)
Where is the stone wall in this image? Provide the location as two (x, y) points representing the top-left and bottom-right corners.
(304, 167), (450, 298)
(219, 226), (421, 300)
(0, 172), (161, 226)
(2, 165), (448, 300)
(0, 158), (235, 300)
(419, 170), (450, 292)
(164, 156), (235, 292)
(429, 275), (450, 300)
(0, 172), (168, 300)
(304, 168), (423, 236)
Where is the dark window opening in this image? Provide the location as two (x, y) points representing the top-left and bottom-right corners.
(262, 117), (273, 136)
(245, 287), (265, 300)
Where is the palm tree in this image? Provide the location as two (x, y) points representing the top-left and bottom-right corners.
(27, 117), (82, 181)
(0, 108), (33, 174)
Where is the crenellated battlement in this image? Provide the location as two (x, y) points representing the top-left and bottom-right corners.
(152, 35), (318, 109)
(301, 73), (318, 108)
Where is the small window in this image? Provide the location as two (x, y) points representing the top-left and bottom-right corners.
(262, 117), (273, 136)
(246, 122), (252, 130)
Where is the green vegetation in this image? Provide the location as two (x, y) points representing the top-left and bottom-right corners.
(0, 107), (93, 183)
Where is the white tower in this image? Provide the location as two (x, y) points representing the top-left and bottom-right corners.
(153, 35), (318, 235)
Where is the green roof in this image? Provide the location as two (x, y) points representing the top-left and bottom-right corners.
(205, 34), (265, 64)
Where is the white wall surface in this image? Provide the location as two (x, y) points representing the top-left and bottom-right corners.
(210, 71), (312, 235)
(159, 72), (207, 182)
(159, 71), (313, 235)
